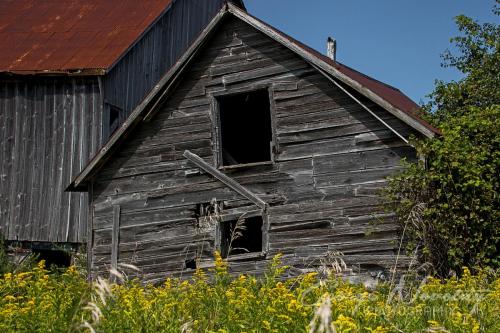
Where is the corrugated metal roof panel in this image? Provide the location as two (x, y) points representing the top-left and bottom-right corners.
(0, 0), (173, 73)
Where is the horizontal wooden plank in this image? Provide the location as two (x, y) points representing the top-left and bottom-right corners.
(313, 146), (415, 175)
(314, 166), (403, 188)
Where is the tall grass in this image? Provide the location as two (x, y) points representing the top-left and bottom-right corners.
(0, 254), (498, 332)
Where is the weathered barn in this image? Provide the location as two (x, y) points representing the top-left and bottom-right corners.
(0, 0), (244, 256)
(69, 4), (439, 282)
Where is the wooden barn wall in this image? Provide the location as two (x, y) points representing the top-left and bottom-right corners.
(0, 77), (103, 243)
(102, 0), (227, 138)
(90, 17), (419, 283)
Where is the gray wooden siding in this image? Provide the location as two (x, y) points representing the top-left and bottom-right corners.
(0, 78), (103, 243)
(102, 0), (227, 138)
(90, 17), (419, 283)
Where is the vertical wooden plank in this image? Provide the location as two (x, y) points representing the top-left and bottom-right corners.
(38, 81), (52, 240)
(268, 86), (280, 154)
(111, 204), (121, 271)
(66, 79), (79, 241)
(4, 82), (15, 237)
(208, 95), (221, 166)
(47, 80), (59, 241)
(0, 81), (8, 235)
(20, 82), (33, 240)
(9, 81), (23, 240)
(55, 81), (69, 241)
(0, 81), (6, 234)
(261, 211), (270, 254)
(27, 81), (42, 240)
(76, 81), (89, 243)
(87, 182), (94, 280)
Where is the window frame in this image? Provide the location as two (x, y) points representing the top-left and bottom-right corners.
(103, 102), (124, 139)
(214, 209), (269, 260)
(209, 85), (278, 169)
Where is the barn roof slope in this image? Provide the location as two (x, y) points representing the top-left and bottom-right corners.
(0, 0), (177, 74)
(68, 3), (440, 191)
(0, 0), (246, 75)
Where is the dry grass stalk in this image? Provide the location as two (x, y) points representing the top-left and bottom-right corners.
(309, 294), (336, 333)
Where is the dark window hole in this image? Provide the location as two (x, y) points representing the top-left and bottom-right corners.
(108, 105), (121, 136)
(185, 258), (197, 270)
(220, 216), (263, 258)
(218, 90), (273, 166)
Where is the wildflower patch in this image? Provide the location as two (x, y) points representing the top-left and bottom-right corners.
(0, 257), (498, 332)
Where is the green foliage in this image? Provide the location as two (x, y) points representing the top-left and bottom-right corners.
(387, 106), (499, 274)
(428, 2), (500, 124)
(386, 3), (499, 276)
(0, 260), (499, 333)
(0, 236), (15, 276)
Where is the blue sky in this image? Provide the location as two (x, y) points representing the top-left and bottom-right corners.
(244, 1), (498, 104)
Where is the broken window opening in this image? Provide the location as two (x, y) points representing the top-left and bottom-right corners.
(217, 90), (273, 166)
(196, 200), (222, 220)
(219, 216), (263, 258)
(108, 105), (122, 136)
(185, 258), (197, 270)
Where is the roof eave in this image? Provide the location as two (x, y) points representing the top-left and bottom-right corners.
(228, 0), (246, 11)
(0, 68), (107, 76)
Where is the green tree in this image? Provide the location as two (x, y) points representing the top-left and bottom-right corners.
(387, 3), (499, 276)
(430, 5), (500, 124)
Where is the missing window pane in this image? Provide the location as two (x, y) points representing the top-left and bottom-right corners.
(185, 258), (197, 270)
(218, 90), (273, 166)
(220, 216), (263, 258)
(109, 105), (121, 136)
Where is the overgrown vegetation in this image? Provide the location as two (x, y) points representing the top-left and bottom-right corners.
(386, 3), (500, 276)
(0, 4), (498, 333)
(0, 256), (498, 333)
(0, 237), (14, 276)
(0, 237), (35, 276)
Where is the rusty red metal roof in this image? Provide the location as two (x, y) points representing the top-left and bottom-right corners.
(0, 0), (173, 74)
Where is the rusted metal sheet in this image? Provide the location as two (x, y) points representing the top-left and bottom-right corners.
(0, 0), (173, 74)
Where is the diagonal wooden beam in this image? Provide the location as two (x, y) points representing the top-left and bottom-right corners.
(183, 150), (268, 211)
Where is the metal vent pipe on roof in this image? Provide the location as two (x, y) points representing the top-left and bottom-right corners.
(327, 37), (336, 62)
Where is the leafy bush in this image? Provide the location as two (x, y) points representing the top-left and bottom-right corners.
(386, 106), (499, 275)
(386, 4), (499, 276)
(0, 256), (499, 332)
